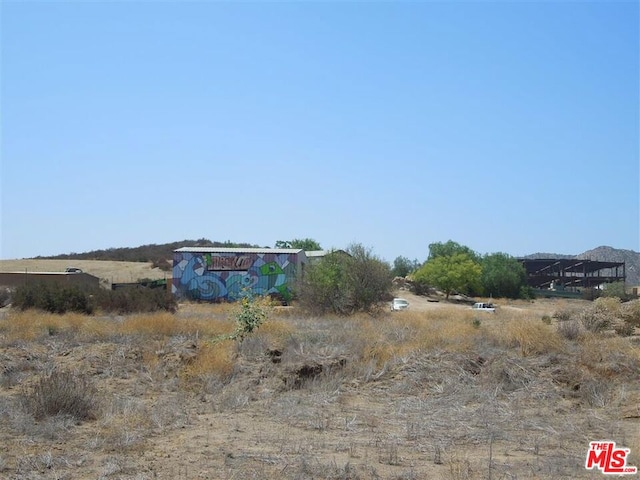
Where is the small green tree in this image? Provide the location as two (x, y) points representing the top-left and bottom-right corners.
(298, 243), (392, 314)
(231, 294), (268, 340)
(347, 244), (393, 312)
(413, 253), (481, 299)
(480, 252), (528, 299)
(298, 251), (351, 314)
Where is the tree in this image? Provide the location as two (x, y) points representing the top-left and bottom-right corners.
(275, 238), (322, 251)
(298, 243), (392, 314)
(391, 256), (420, 278)
(346, 244), (394, 313)
(413, 253), (482, 299)
(480, 253), (528, 299)
(427, 240), (479, 263)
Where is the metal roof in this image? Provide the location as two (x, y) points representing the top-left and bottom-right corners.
(519, 258), (624, 275)
(174, 247), (304, 254)
(306, 249), (350, 257)
(305, 250), (329, 257)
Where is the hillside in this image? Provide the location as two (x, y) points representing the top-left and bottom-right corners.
(36, 239), (260, 271)
(578, 246), (640, 286)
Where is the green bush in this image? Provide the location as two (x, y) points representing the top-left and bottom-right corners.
(12, 283), (176, 315)
(13, 283), (94, 314)
(231, 294), (268, 340)
(298, 244), (392, 315)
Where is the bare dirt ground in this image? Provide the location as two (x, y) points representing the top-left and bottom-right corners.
(0, 280), (638, 479)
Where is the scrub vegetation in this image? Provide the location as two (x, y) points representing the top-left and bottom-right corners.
(0, 294), (638, 479)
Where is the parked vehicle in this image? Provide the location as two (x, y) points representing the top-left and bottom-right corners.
(65, 267), (83, 273)
(472, 302), (495, 312)
(391, 298), (409, 311)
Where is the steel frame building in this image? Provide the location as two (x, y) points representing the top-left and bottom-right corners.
(519, 258), (625, 289)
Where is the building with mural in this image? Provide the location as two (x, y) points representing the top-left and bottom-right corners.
(172, 247), (307, 302)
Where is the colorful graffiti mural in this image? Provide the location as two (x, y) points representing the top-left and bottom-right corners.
(172, 250), (302, 302)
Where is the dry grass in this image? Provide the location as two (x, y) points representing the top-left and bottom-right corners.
(182, 339), (236, 382)
(0, 298), (638, 479)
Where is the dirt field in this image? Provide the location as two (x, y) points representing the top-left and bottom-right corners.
(0, 288), (638, 479)
(0, 260), (168, 286)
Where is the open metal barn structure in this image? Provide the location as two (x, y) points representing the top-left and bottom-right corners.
(519, 258), (625, 289)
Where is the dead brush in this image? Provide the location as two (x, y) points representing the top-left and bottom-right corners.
(350, 309), (482, 369)
(577, 334), (640, 377)
(181, 339), (236, 387)
(21, 369), (98, 421)
(2, 311), (88, 342)
(492, 317), (565, 356)
(118, 312), (234, 339)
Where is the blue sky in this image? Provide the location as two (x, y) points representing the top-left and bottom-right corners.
(1, 1), (638, 263)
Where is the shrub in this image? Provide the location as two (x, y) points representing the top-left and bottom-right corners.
(552, 310), (573, 322)
(12, 282), (176, 315)
(22, 370), (98, 421)
(95, 287), (177, 314)
(13, 283), (94, 314)
(579, 298), (619, 333)
(601, 282), (632, 301)
(231, 294), (269, 340)
(579, 310), (611, 333)
(620, 299), (640, 328)
(298, 244), (392, 315)
(557, 320), (582, 340)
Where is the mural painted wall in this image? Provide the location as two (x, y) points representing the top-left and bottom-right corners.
(172, 251), (301, 301)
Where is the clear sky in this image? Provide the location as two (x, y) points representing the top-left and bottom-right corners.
(1, 1), (638, 263)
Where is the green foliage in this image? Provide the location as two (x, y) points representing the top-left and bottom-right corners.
(231, 294), (269, 340)
(13, 283), (94, 314)
(391, 256), (420, 278)
(480, 252), (528, 299)
(346, 244), (394, 313)
(299, 243), (392, 315)
(601, 281), (632, 301)
(427, 240), (480, 263)
(12, 283), (176, 315)
(413, 253), (482, 299)
(275, 238), (322, 251)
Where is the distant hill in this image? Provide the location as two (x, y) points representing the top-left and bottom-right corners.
(525, 246), (640, 286)
(577, 246), (640, 287)
(36, 239), (260, 271)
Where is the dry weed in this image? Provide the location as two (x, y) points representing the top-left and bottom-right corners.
(494, 318), (564, 356)
(182, 339), (236, 384)
(577, 334), (640, 377)
(21, 370), (98, 421)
